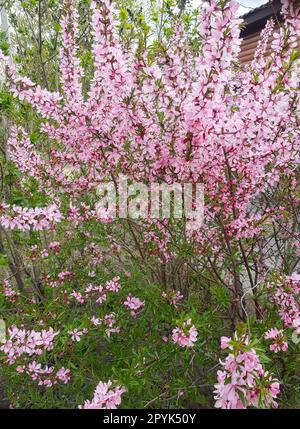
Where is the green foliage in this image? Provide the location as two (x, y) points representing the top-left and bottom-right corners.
(211, 284), (231, 309)
(0, 253), (8, 267)
(0, 31), (10, 55)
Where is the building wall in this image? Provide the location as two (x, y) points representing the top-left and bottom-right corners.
(239, 26), (300, 64)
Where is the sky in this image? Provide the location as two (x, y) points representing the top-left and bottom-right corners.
(236, 0), (269, 16)
(190, 0), (270, 16)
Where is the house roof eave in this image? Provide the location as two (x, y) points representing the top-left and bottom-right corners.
(240, 0), (282, 37)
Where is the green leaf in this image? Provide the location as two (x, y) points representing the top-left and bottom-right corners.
(0, 253), (8, 267)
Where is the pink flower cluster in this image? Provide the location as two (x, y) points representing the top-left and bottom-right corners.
(269, 274), (300, 330)
(91, 313), (120, 337)
(1, 280), (20, 302)
(144, 222), (176, 264)
(41, 241), (61, 258)
(59, 0), (83, 103)
(172, 319), (198, 348)
(17, 362), (71, 387)
(7, 126), (44, 179)
(123, 294), (145, 317)
(0, 325), (69, 387)
(293, 317), (300, 335)
(68, 328), (88, 343)
(0, 203), (63, 231)
(162, 290), (183, 308)
(31, 241), (61, 261)
(79, 380), (126, 409)
(214, 334), (280, 409)
(103, 313), (120, 337)
(105, 276), (121, 293)
(45, 270), (72, 288)
(57, 271), (72, 283)
(85, 242), (104, 267)
(264, 328), (288, 353)
(71, 276), (122, 306)
(1, 326), (59, 364)
(71, 291), (85, 304)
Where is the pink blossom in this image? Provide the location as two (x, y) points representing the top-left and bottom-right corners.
(71, 291), (85, 304)
(91, 316), (102, 326)
(105, 276), (121, 293)
(162, 289), (183, 308)
(123, 294), (145, 317)
(79, 380), (126, 409)
(220, 336), (232, 350)
(56, 367), (71, 384)
(1, 280), (20, 302)
(264, 328), (288, 352)
(103, 313), (120, 337)
(172, 319), (198, 348)
(68, 329), (84, 342)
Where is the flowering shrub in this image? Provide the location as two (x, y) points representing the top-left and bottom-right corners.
(0, 0), (299, 409)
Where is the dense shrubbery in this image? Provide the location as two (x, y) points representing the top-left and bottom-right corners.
(0, 0), (299, 409)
